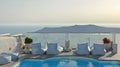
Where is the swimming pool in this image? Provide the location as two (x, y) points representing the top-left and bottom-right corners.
(17, 57), (120, 67)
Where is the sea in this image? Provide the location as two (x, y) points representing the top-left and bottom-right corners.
(0, 25), (120, 50)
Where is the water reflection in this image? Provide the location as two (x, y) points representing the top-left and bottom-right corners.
(57, 59), (78, 67)
(87, 62), (94, 67)
(18, 57), (120, 67)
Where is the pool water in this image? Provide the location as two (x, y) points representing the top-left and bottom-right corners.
(18, 57), (120, 67)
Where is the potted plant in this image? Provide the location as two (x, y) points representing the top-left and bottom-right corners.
(103, 37), (111, 52)
(24, 37), (33, 53)
(24, 37), (33, 44)
(103, 37), (111, 44)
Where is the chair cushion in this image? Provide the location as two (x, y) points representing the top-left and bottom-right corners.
(32, 43), (44, 55)
(0, 54), (11, 64)
(1, 52), (18, 61)
(76, 43), (90, 55)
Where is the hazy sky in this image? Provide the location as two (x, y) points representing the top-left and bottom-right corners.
(0, 0), (120, 26)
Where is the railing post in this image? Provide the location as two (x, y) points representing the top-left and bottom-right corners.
(112, 33), (117, 54)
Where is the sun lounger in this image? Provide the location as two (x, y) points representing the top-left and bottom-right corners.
(91, 44), (106, 56)
(46, 43), (63, 54)
(58, 45), (63, 52)
(0, 54), (11, 65)
(1, 52), (19, 61)
(32, 43), (44, 55)
(76, 43), (90, 55)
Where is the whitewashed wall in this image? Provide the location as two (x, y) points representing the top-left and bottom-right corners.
(0, 36), (17, 54)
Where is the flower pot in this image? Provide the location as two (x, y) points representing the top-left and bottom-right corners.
(104, 44), (111, 52)
(24, 43), (32, 54)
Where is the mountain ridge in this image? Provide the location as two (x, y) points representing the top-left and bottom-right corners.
(35, 25), (120, 33)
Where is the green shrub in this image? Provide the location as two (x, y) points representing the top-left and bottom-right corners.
(24, 37), (33, 44)
(103, 37), (111, 44)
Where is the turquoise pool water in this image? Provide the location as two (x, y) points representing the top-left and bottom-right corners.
(18, 57), (120, 67)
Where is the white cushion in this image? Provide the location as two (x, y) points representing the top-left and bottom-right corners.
(46, 43), (59, 54)
(32, 43), (44, 55)
(91, 44), (106, 55)
(0, 54), (11, 64)
(1, 52), (18, 61)
(76, 43), (90, 55)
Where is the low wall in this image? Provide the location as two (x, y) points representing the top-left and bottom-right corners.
(0, 36), (17, 54)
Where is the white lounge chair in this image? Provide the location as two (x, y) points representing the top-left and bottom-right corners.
(32, 43), (44, 55)
(91, 44), (106, 56)
(46, 43), (63, 55)
(76, 43), (90, 55)
(0, 54), (11, 65)
(1, 52), (19, 61)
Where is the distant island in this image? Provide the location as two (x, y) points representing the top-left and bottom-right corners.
(35, 25), (120, 33)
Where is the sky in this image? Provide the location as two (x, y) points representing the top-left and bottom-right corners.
(0, 0), (120, 26)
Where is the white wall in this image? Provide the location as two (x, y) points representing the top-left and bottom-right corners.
(0, 36), (17, 54)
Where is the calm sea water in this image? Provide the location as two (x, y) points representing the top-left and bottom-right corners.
(26, 33), (120, 52)
(26, 33), (113, 48)
(0, 25), (43, 34)
(0, 25), (120, 50)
